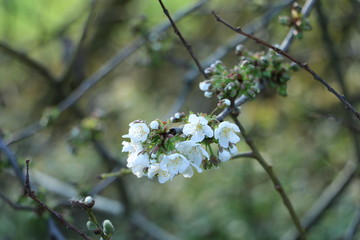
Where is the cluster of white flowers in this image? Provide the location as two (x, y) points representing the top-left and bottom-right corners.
(122, 114), (241, 183)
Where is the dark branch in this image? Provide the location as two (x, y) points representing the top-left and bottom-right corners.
(212, 11), (360, 121)
(157, 0), (208, 79)
(231, 116), (307, 240)
(24, 160), (92, 240)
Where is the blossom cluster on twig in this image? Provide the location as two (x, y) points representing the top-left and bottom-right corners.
(122, 113), (241, 183)
(199, 45), (298, 101)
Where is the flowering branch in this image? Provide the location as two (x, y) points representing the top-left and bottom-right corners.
(212, 11), (360, 121)
(230, 115), (307, 240)
(157, 0), (208, 79)
(24, 160), (92, 240)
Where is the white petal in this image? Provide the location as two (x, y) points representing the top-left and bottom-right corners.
(182, 166), (194, 178)
(219, 149), (231, 162)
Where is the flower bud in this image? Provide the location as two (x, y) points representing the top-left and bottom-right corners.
(218, 99), (231, 108)
(102, 219), (115, 236)
(235, 44), (245, 56)
(204, 91), (213, 98)
(199, 80), (212, 91)
(84, 196), (95, 207)
(204, 67), (215, 75)
(150, 121), (159, 130)
(86, 220), (97, 231)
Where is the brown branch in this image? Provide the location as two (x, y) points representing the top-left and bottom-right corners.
(24, 160), (92, 240)
(231, 115), (307, 240)
(212, 12), (360, 121)
(231, 151), (255, 159)
(157, 0), (208, 79)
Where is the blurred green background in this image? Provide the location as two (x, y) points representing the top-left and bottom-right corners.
(0, 0), (360, 239)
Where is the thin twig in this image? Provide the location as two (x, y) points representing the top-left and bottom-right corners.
(157, 0), (208, 79)
(168, 0), (298, 115)
(212, 11), (360, 121)
(231, 115), (307, 240)
(24, 160), (92, 240)
(0, 42), (55, 83)
(231, 151), (254, 159)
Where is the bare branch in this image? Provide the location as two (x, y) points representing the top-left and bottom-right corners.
(231, 115), (307, 240)
(212, 11), (360, 121)
(157, 0), (208, 79)
(24, 160), (92, 240)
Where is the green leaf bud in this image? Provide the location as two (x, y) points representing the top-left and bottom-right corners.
(86, 220), (97, 231)
(102, 219), (115, 236)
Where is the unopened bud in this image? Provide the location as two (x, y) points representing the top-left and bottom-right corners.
(150, 121), (159, 130)
(84, 196), (95, 207)
(204, 91), (213, 98)
(86, 220), (97, 231)
(102, 219), (115, 236)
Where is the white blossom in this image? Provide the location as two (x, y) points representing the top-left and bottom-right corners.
(199, 80), (212, 91)
(150, 120), (159, 130)
(148, 161), (174, 184)
(122, 122), (150, 142)
(160, 153), (190, 175)
(183, 114), (214, 142)
(181, 166), (194, 178)
(129, 152), (150, 178)
(214, 121), (240, 148)
(218, 148), (231, 162)
(122, 141), (143, 154)
(175, 140), (208, 168)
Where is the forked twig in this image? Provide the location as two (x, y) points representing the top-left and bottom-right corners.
(24, 160), (92, 240)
